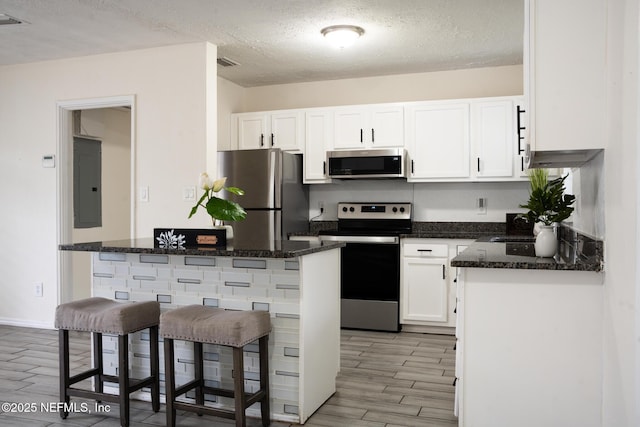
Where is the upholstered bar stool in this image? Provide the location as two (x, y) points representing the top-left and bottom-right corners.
(55, 297), (161, 427)
(160, 305), (272, 427)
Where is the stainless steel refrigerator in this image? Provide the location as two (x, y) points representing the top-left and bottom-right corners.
(218, 149), (309, 249)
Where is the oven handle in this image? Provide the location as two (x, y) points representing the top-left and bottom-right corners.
(318, 235), (399, 244)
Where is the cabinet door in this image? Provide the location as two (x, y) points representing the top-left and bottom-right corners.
(304, 110), (333, 183)
(406, 103), (470, 179)
(369, 106), (404, 148)
(526, 0), (606, 153)
(402, 257), (448, 323)
(237, 113), (268, 150)
(472, 100), (514, 178)
(333, 109), (367, 149)
(271, 111), (303, 152)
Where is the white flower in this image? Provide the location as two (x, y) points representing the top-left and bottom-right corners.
(198, 172), (215, 190)
(212, 177), (227, 192)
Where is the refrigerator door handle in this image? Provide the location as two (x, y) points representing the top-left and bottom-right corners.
(269, 149), (280, 208)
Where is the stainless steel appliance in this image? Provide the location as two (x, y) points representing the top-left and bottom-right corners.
(318, 202), (412, 332)
(327, 148), (406, 179)
(218, 149), (309, 248)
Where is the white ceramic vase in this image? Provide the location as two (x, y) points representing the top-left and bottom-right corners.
(534, 225), (557, 257)
(212, 220), (234, 243)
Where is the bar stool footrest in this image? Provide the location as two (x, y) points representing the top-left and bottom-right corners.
(172, 401), (238, 421)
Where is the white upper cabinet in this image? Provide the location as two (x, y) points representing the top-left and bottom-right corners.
(234, 110), (304, 152)
(471, 99), (515, 179)
(333, 105), (404, 149)
(237, 112), (268, 150)
(304, 109), (334, 183)
(525, 0), (606, 156)
(405, 101), (470, 180)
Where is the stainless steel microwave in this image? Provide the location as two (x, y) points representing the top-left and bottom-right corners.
(327, 148), (406, 179)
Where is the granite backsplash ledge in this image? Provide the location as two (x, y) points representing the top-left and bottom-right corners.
(408, 221), (505, 238)
(302, 221), (506, 239)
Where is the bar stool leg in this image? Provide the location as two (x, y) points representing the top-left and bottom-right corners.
(58, 329), (70, 420)
(194, 341), (204, 411)
(259, 335), (270, 427)
(93, 332), (104, 396)
(118, 334), (130, 427)
(164, 337), (177, 427)
(149, 326), (160, 412)
(233, 347), (246, 427)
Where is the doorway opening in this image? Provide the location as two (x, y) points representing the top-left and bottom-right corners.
(57, 96), (135, 304)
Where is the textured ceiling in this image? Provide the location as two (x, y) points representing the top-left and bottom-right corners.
(0, 0), (523, 88)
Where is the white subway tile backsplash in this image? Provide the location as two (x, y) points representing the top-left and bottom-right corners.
(140, 254), (169, 264)
(99, 253), (127, 262)
(233, 259), (267, 269)
(185, 256), (216, 267)
(92, 253), (305, 422)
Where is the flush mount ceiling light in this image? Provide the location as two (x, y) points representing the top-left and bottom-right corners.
(321, 25), (365, 49)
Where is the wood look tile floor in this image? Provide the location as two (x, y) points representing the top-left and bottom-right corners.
(0, 325), (457, 426)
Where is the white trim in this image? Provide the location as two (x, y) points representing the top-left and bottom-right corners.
(56, 95), (136, 305)
(0, 318), (55, 330)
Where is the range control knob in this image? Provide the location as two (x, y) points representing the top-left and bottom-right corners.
(342, 206), (348, 212)
(392, 207), (398, 213)
(349, 207), (355, 212)
(400, 207), (405, 213)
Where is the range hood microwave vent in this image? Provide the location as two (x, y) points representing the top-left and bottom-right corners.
(528, 148), (603, 168)
(327, 148), (406, 179)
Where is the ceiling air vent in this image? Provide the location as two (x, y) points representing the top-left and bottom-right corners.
(0, 13), (23, 25)
(217, 57), (239, 67)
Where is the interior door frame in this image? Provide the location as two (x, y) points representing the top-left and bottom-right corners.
(56, 95), (136, 304)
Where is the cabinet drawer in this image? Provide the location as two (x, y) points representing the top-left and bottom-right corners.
(404, 243), (448, 258)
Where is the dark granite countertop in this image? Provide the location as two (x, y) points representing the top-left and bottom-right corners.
(297, 221), (505, 240)
(451, 228), (603, 272)
(59, 238), (344, 259)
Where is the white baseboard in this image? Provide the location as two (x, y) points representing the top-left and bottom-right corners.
(401, 324), (455, 335)
(0, 317), (55, 330)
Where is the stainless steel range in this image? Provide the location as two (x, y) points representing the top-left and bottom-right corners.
(318, 202), (412, 332)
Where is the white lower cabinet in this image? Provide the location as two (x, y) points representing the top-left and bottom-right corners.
(456, 268), (603, 427)
(401, 239), (473, 328)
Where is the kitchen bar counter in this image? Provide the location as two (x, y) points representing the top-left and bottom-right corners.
(59, 238), (344, 258)
(60, 239), (342, 423)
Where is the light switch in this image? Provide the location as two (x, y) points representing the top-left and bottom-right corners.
(183, 186), (196, 202)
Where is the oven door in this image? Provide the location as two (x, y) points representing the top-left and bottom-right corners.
(320, 235), (400, 331)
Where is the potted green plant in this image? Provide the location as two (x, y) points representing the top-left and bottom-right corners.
(519, 170), (575, 257)
(189, 173), (246, 240)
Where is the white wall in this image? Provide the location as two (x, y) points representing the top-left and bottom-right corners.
(598, 0), (640, 425)
(217, 77), (245, 151)
(0, 42), (217, 327)
(242, 64), (523, 111)
(308, 180), (529, 222)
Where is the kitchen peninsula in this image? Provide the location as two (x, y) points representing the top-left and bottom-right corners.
(59, 238), (343, 424)
(451, 230), (604, 427)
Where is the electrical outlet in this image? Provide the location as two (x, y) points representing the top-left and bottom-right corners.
(34, 282), (43, 297)
(318, 201), (324, 212)
(477, 197), (487, 215)
(139, 186), (149, 203)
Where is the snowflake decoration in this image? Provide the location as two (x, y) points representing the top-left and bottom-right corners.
(156, 229), (186, 249)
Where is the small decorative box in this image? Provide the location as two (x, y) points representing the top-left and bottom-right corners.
(154, 228), (227, 248)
